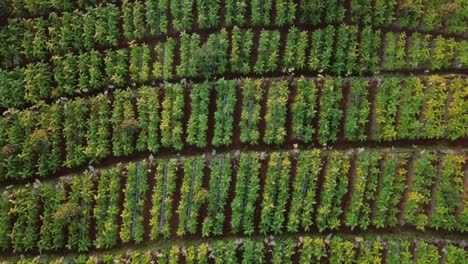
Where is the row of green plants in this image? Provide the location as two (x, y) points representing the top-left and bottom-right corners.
(1, 148), (466, 253)
(2, 25), (467, 109)
(6, 0), (466, 42)
(9, 235), (468, 263)
(374, 76), (467, 141)
(1, 75), (466, 180)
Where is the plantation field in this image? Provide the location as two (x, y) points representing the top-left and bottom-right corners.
(0, 0), (467, 263)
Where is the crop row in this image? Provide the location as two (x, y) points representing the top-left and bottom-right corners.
(8, 235), (467, 264)
(0, 148), (465, 253)
(1, 25), (466, 110)
(3, 1), (466, 58)
(1, 75), (466, 181)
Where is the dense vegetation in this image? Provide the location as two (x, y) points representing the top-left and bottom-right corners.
(0, 0), (466, 263)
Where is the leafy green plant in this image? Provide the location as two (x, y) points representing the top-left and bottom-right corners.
(104, 49), (128, 87)
(64, 98), (87, 168)
(430, 153), (465, 231)
(85, 94), (111, 162)
(176, 33), (200, 78)
(10, 187), (40, 252)
(375, 78), (401, 141)
(231, 152), (261, 235)
(397, 77), (425, 140)
(275, 0), (296, 26)
(160, 83), (185, 150)
(153, 39), (176, 81)
(316, 151), (349, 231)
(422, 76), (449, 139)
(259, 152), (291, 234)
(0, 193), (11, 251)
(225, 0), (247, 26)
(291, 77), (317, 143)
(171, 0), (194, 31)
(408, 33), (431, 70)
(130, 44), (151, 83)
(287, 149), (321, 232)
(403, 151), (437, 230)
(345, 79), (370, 141)
(136, 87), (160, 153)
(65, 173), (94, 252)
(146, 0), (168, 35)
(202, 154), (232, 236)
(345, 150), (380, 230)
(264, 80), (289, 145)
(373, 152), (408, 228)
(120, 161), (148, 244)
(239, 79), (264, 145)
(318, 77), (343, 144)
(112, 89), (138, 156)
(298, 0), (323, 25)
(251, 0), (273, 26)
(197, 0), (220, 29)
(283, 27), (308, 71)
(94, 168), (120, 249)
(150, 159), (177, 239)
(177, 157), (207, 236)
(230, 27), (253, 74)
(254, 30), (281, 74)
(446, 77), (468, 140)
(212, 79), (237, 147)
(432, 36), (456, 70)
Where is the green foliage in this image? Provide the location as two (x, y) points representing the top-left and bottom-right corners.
(403, 151), (437, 230)
(345, 150), (380, 230)
(345, 79), (370, 141)
(375, 78), (401, 141)
(94, 168), (120, 249)
(153, 39), (176, 81)
(430, 154), (465, 231)
(397, 77), (425, 140)
(65, 173), (94, 252)
(447, 77), (468, 140)
(145, 0), (168, 35)
(251, 0), (273, 26)
(422, 76), (449, 139)
(212, 79), (237, 147)
(259, 152), (291, 234)
(317, 151), (349, 231)
(197, 0), (220, 29)
(225, 0), (247, 26)
(275, 0), (296, 26)
(230, 27), (253, 74)
(150, 159), (177, 239)
(283, 27), (308, 70)
(291, 77), (317, 143)
(202, 154), (232, 236)
(160, 83), (185, 150)
(111, 90), (138, 156)
(85, 94), (111, 161)
(239, 79), (264, 145)
(120, 161), (148, 244)
(104, 49), (128, 87)
(373, 153), (408, 228)
(231, 152), (261, 235)
(177, 157), (207, 236)
(264, 80), (289, 145)
(287, 150), (321, 232)
(254, 30), (281, 74)
(64, 98), (87, 168)
(136, 87), (160, 153)
(171, 0), (194, 31)
(318, 77), (343, 144)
